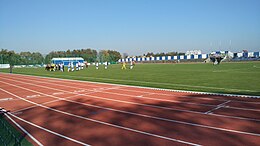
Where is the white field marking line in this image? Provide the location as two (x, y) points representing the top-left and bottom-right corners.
(6, 72), (260, 99)
(10, 75), (260, 111)
(11, 94), (82, 114)
(10, 76), (218, 107)
(0, 78), (208, 115)
(3, 78), (193, 114)
(2, 81), (260, 136)
(224, 106), (260, 112)
(5, 74), (124, 97)
(1, 109), (44, 146)
(6, 73), (107, 88)
(0, 98), (13, 101)
(7, 72), (260, 99)
(37, 78), (260, 105)
(26, 94), (41, 98)
(100, 91), (216, 107)
(112, 88), (260, 106)
(4, 76), (260, 115)
(212, 67), (260, 73)
(2, 74), (256, 117)
(226, 100), (260, 104)
(9, 72), (259, 93)
(0, 97), (41, 102)
(0, 88), (201, 146)
(12, 73), (258, 104)
(209, 113), (260, 122)
(253, 65), (260, 69)
(11, 86), (122, 114)
(2, 77), (260, 123)
(1, 75), (226, 105)
(0, 98), (32, 102)
(116, 88), (260, 104)
(0, 83), (27, 88)
(8, 113), (91, 146)
(42, 77), (219, 107)
(30, 74), (260, 93)
(2, 78), (260, 125)
(136, 93), (155, 98)
(204, 100), (231, 114)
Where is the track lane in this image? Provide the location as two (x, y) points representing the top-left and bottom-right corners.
(0, 76), (260, 136)
(2, 85), (260, 146)
(2, 75), (260, 122)
(7, 73), (260, 102)
(1, 87), (199, 146)
(4, 74), (259, 113)
(0, 73), (260, 146)
(6, 73), (260, 108)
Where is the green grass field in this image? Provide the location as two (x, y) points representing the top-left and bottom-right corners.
(1, 61), (260, 96)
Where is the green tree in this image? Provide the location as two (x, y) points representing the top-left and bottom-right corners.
(99, 50), (110, 63)
(107, 50), (121, 62)
(20, 52), (32, 65)
(0, 49), (20, 65)
(0, 49), (9, 64)
(31, 52), (44, 65)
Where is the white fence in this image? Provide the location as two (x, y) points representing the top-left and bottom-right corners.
(0, 64), (10, 69)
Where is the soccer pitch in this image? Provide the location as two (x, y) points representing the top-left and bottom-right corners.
(1, 61), (260, 96)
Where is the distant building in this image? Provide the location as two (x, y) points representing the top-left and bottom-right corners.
(51, 57), (84, 66)
(185, 50), (202, 55)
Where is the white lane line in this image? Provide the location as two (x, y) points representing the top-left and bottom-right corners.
(11, 87), (121, 114)
(8, 113), (91, 146)
(101, 90), (216, 107)
(8, 76), (217, 107)
(117, 88), (260, 104)
(3, 72), (260, 99)
(27, 77), (260, 110)
(7, 72), (260, 93)
(225, 106), (260, 112)
(11, 94), (82, 114)
(19, 78), (260, 112)
(209, 113), (260, 122)
(0, 78), (205, 114)
(3, 75), (250, 109)
(1, 109), (43, 146)
(2, 77), (260, 123)
(205, 100), (231, 114)
(0, 88), (201, 146)
(6, 74), (260, 106)
(0, 98), (13, 102)
(1, 80), (260, 137)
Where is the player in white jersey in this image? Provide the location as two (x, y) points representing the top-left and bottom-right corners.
(96, 61), (99, 69)
(130, 61), (135, 69)
(76, 62), (79, 71)
(71, 62), (74, 71)
(67, 62), (71, 72)
(81, 62), (84, 69)
(60, 63), (64, 72)
(105, 61), (108, 69)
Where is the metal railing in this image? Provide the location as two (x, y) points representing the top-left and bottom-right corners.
(0, 109), (21, 146)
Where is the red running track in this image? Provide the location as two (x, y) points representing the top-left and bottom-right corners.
(0, 73), (259, 146)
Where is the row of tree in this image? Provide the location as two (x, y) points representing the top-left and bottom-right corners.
(0, 49), (44, 66)
(0, 48), (185, 66)
(44, 49), (122, 63)
(0, 48), (121, 65)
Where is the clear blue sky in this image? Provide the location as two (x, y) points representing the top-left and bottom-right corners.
(1, 0), (260, 55)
